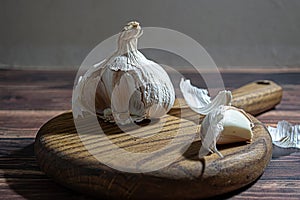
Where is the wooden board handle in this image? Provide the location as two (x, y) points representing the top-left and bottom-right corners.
(174, 80), (282, 116)
(231, 80), (282, 115)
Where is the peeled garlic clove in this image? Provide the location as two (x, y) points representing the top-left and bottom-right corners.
(217, 109), (253, 144)
(72, 21), (175, 124)
(199, 106), (253, 158)
(268, 121), (300, 149)
(179, 78), (232, 115)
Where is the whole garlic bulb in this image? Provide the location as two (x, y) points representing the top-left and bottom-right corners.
(73, 21), (175, 124)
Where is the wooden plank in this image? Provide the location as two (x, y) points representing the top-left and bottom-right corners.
(0, 69), (74, 110)
(1, 85), (297, 111)
(1, 109), (299, 138)
(0, 69), (300, 199)
(183, 72), (300, 88)
(1, 69), (299, 111)
(0, 138), (93, 200)
(0, 179), (93, 200)
(257, 110), (300, 125)
(1, 69), (300, 87)
(276, 86), (300, 110)
(219, 67), (300, 73)
(0, 110), (67, 138)
(0, 69), (76, 86)
(0, 87), (72, 110)
(0, 126), (299, 199)
(263, 153), (300, 180)
(232, 181), (300, 199)
(0, 138), (299, 199)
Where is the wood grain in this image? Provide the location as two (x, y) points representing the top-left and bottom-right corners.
(1, 69), (300, 200)
(33, 79), (282, 199)
(34, 109), (272, 199)
(231, 80), (282, 115)
(0, 110), (66, 138)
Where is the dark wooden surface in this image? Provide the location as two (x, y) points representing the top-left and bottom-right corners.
(1, 68), (300, 199)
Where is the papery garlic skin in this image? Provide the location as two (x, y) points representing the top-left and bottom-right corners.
(199, 106), (253, 158)
(73, 21), (175, 124)
(179, 78), (232, 115)
(268, 121), (300, 149)
(199, 105), (226, 158)
(179, 78), (252, 158)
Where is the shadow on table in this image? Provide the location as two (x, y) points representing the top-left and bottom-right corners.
(1, 141), (92, 200)
(1, 141), (258, 200)
(202, 178), (259, 200)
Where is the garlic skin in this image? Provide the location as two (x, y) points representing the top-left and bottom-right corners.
(199, 105), (226, 158)
(179, 78), (232, 115)
(199, 106), (253, 158)
(268, 121), (300, 149)
(73, 21), (175, 124)
(179, 78), (253, 158)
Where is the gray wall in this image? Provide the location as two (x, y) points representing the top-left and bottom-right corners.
(1, 0), (300, 70)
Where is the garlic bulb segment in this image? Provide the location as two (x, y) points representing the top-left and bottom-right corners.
(72, 21), (175, 124)
(179, 78), (232, 115)
(217, 108), (253, 144)
(199, 106), (253, 158)
(268, 121), (300, 149)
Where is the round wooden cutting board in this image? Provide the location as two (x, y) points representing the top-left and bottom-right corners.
(35, 98), (273, 199)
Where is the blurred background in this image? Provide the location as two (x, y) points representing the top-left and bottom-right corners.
(1, 0), (300, 70)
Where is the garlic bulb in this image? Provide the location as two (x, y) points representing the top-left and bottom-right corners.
(73, 21), (175, 125)
(179, 78), (232, 115)
(199, 105), (253, 158)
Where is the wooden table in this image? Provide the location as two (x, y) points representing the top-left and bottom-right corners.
(1, 68), (300, 199)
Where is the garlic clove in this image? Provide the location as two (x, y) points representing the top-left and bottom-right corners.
(217, 109), (253, 144)
(111, 73), (136, 125)
(199, 106), (253, 158)
(179, 78), (232, 115)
